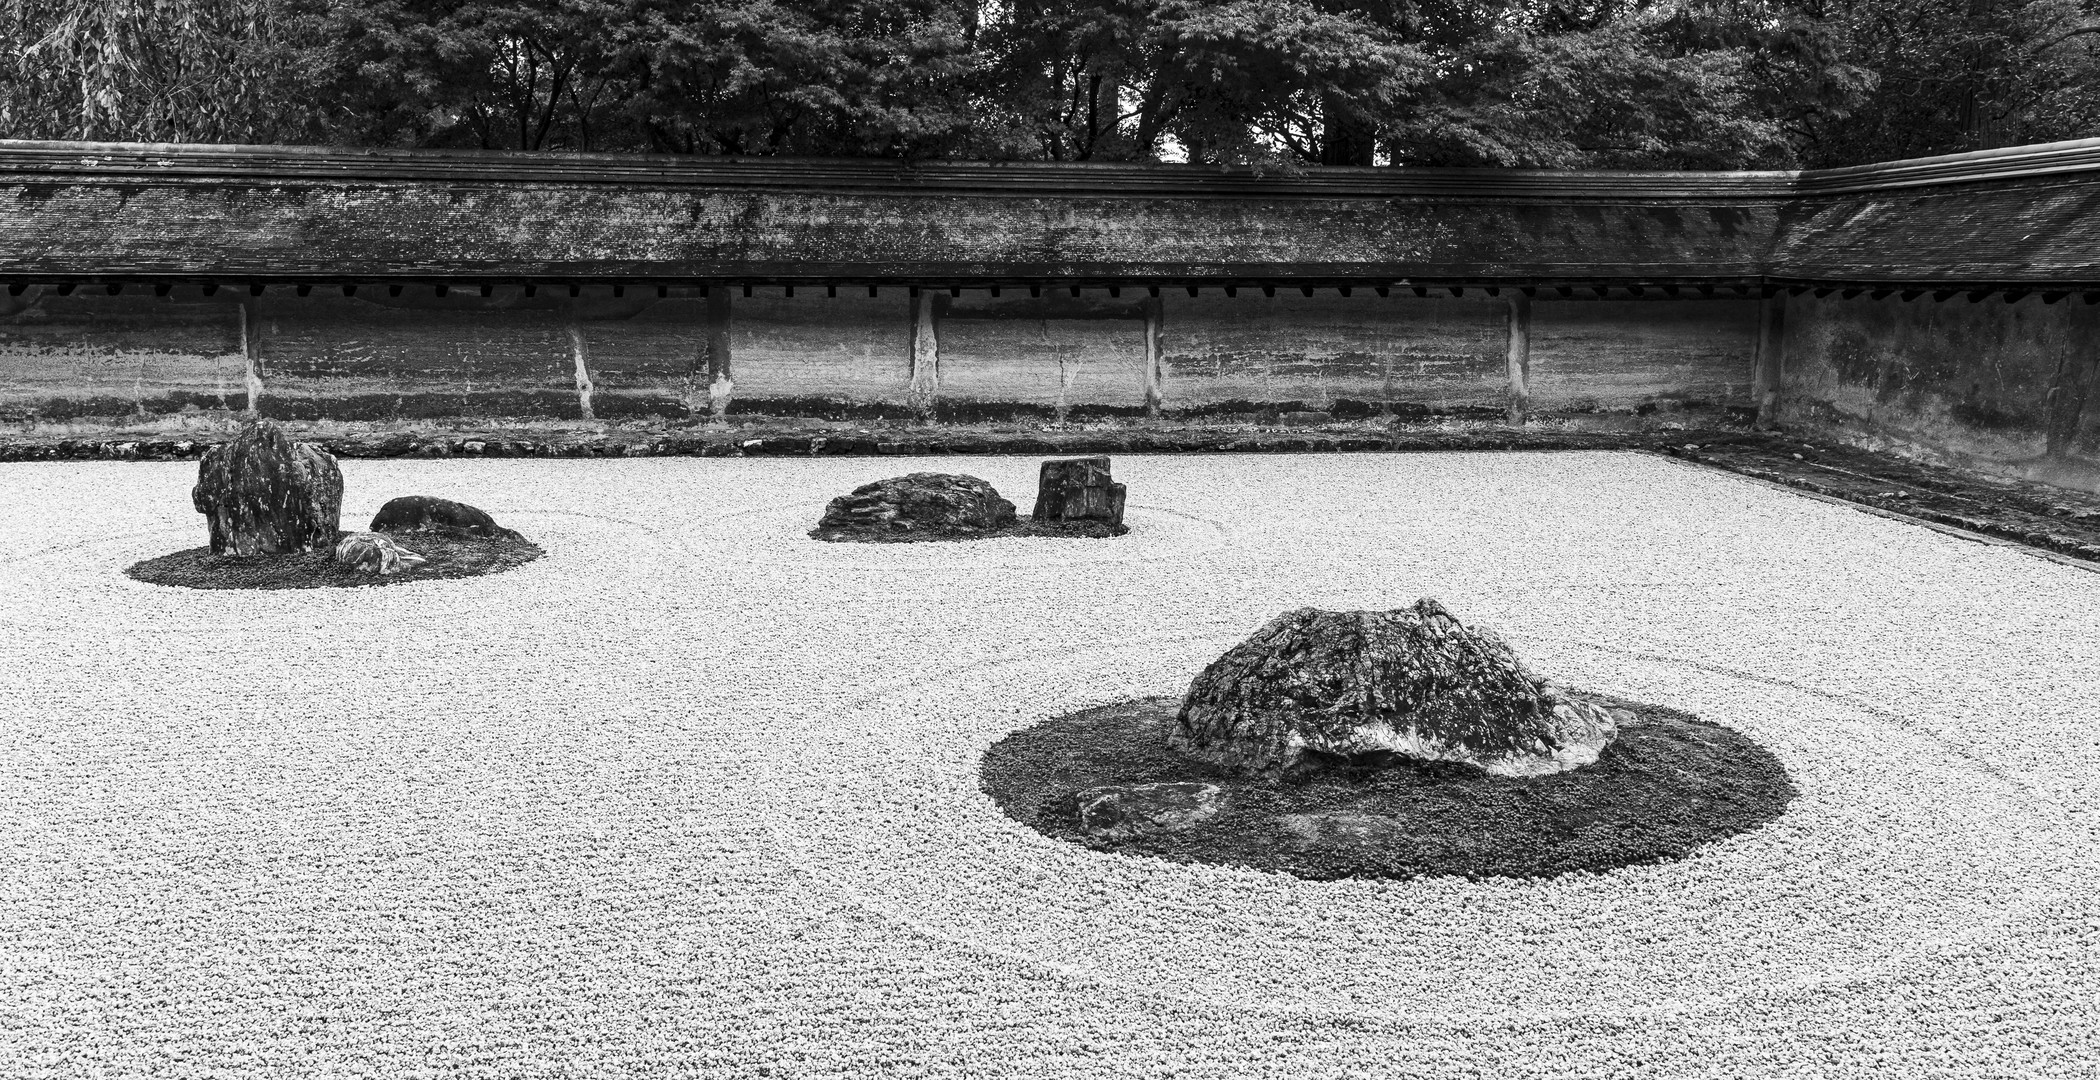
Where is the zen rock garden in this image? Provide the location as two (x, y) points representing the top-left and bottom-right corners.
(811, 455), (1130, 542)
(126, 420), (543, 589)
(981, 598), (1795, 880)
(122, 427), (1795, 885)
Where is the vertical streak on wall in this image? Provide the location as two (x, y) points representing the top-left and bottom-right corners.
(1143, 295), (1166, 417)
(1752, 295), (1787, 429)
(2045, 351), (2095, 457)
(705, 289), (733, 420)
(908, 289), (940, 417)
(1504, 293), (1532, 425)
(567, 322), (595, 420)
(239, 297), (264, 415)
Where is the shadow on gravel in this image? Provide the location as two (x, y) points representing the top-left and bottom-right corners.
(126, 531), (544, 590)
(980, 692), (1796, 882)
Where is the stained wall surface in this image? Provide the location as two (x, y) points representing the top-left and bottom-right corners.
(0, 285), (1759, 422)
(1782, 293), (2100, 485)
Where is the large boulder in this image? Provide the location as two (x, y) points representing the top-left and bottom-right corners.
(1032, 456), (1126, 527)
(369, 495), (519, 540)
(811, 473), (1018, 541)
(191, 421), (343, 556)
(1169, 600), (1616, 779)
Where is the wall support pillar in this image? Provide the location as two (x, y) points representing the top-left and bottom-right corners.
(1504, 293), (1531, 425)
(1752, 293), (1787, 429)
(704, 289), (733, 421)
(1143, 294), (1165, 418)
(908, 289), (940, 419)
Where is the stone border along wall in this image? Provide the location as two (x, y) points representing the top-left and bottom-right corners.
(0, 284), (1759, 426)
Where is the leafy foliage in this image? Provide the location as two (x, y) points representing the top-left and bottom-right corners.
(9, 0), (2100, 167)
(0, 0), (293, 142)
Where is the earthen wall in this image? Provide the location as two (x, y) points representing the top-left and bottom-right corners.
(0, 285), (1758, 423)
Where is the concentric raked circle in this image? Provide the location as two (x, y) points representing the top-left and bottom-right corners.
(0, 511), (676, 634)
(678, 500), (1231, 570)
(758, 634), (2071, 1027)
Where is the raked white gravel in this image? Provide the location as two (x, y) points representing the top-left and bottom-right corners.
(1, 451), (2096, 1079)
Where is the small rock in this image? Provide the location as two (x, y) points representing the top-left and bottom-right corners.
(369, 495), (519, 539)
(333, 532), (427, 575)
(1074, 782), (1225, 841)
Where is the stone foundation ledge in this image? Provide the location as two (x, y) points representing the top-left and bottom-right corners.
(0, 413), (1737, 463)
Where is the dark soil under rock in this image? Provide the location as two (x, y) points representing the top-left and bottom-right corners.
(126, 530), (544, 590)
(979, 692), (1796, 881)
(811, 518), (1129, 542)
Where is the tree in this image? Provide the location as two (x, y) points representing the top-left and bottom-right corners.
(1772, 0), (2100, 167)
(15, 0), (2100, 170)
(296, 0), (988, 155)
(0, 0), (297, 143)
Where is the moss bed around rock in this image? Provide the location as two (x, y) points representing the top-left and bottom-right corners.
(810, 518), (1129, 543)
(126, 531), (544, 590)
(979, 692), (1796, 881)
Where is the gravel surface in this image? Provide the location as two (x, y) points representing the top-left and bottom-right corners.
(1, 452), (2095, 1078)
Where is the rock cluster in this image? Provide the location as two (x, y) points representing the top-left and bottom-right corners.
(1170, 599), (1617, 778)
(369, 495), (520, 540)
(333, 532), (428, 575)
(810, 473), (1018, 541)
(191, 420), (343, 555)
(1032, 456), (1126, 528)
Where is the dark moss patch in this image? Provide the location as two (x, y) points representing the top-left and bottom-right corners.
(126, 530), (543, 590)
(979, 691), (1794, 881)
(812, 518), (1128, 543)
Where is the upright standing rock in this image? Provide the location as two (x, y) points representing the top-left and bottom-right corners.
(191, 421), (343, 555)
(1032, 456), (1126, 527)
(1170, 600), (1617, 778)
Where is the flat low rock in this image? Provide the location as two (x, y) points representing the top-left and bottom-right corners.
(333, 532), (428, 575)
(369, 495), (520, 539)
(191, 420), (343, 555)
(1170, 599), (1617, 778)
(811, 473), (1018, 542)
(1075, 782), (1226, 841)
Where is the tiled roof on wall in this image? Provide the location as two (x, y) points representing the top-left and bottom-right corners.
(1, 138), (2095, 289)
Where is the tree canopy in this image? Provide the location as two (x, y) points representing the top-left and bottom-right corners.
(6, 0), (2100, 169)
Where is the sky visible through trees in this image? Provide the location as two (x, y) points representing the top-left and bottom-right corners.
(5, 0), (2100, 169)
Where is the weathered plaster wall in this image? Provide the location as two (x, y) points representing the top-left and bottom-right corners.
(0, 284), (1758, 423)
(0, 290), (246, 418)
(1783, 293), (2100, 487)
